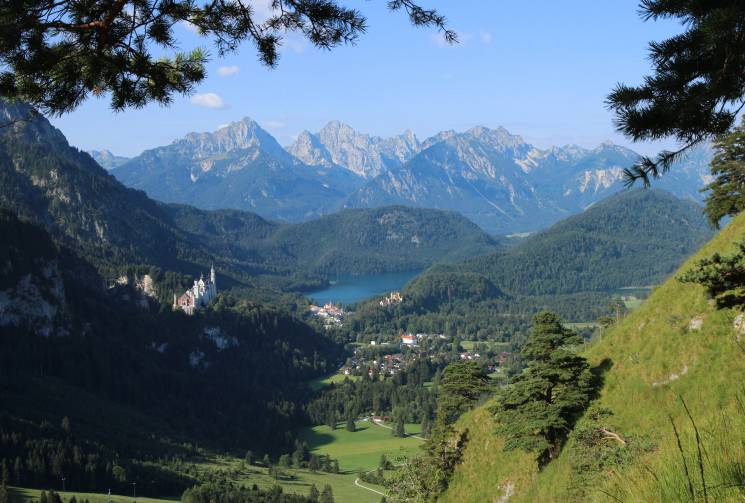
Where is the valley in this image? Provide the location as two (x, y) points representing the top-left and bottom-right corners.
(0, 103), (721, 502)
(2, 3), (744, 499)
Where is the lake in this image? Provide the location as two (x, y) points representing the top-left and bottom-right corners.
(306, 270), (421, 305)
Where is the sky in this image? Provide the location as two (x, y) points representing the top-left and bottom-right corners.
(50, 1), (685, 157)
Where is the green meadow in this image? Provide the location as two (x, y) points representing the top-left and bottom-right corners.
(10, 420), (424, 503)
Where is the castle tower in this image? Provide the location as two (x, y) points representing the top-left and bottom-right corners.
(210, 263), (216, 288)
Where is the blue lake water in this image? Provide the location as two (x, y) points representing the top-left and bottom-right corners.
(306, 270), (422, 305)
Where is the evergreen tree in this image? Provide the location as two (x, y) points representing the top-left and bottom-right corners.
(262, 454), (271, 467)
(326, 412), (337, 431)
(61, 416), (71, 435)
(308, 455), (320, 472)
(704, 119), (745, 227)
(436, 360), (490, 425)
(40, 491), (48, 503)
(421, 415), (432, 439)
(679, 238), (745, 309)
(379, 454), (390, 470)
(278, 454), (291, 468)
(320, 484), (334, 503)
(345, 415), (356, 432)
(244, 450), (253, 465)
(608, 1), (745, 186)
(492, 311), (593, 465)
(0, 480), (7, 503)
(12, 458), (21, 486)
(331, 460), (339, 474)
(393, 416), (406, 438)
(309, 484), (320, 502)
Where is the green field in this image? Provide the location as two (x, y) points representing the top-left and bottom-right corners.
(308, 372), (360, 391)
(11, 420), (424, 503)
(300, 420), (424, 472)
(9, 487), (174, 503)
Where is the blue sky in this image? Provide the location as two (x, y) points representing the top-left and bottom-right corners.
(51, 1), (684, 157)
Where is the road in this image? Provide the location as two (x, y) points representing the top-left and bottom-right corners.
(371, 417), (426, 440)
(352, 417), (426, 497)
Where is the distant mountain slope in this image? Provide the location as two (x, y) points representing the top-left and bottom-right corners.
(114, 118), (363, 222)
(88, 149), (130, 170)
(267, 206), (500, 275)
(458, 189), (714, 296)
(439, 202), (745, 503)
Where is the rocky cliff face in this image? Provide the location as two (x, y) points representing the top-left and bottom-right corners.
(288, 120), (421, 178)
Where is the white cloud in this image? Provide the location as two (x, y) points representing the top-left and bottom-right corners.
(479, 31), (493, 45)
(218, 124), (230, 129)
(252, 0), (274, 24)
(281, 36), (308, 54)
(217, 65), (240, 77)
(190, 93), (227, 109)
(180, 20), (200, 34)
(264, 120), (286, 129)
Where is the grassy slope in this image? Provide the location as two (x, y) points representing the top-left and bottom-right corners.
(441, 211), (745, 502)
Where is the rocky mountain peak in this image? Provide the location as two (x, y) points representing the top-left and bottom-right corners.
(179, 118), (288, 160)
(289, 121), (422, 178)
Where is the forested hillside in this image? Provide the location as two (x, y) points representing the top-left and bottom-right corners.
(435, 200), (745, 502)
(0, 209), (342, 496)
(345, 190), (713, 340)
(461, 189), (713, 295)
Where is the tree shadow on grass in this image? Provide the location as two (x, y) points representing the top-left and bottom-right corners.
(299, 423), (372, 451)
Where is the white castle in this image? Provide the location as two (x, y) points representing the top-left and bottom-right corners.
(173, 265), (217, 315)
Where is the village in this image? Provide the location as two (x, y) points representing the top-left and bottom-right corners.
(331, 331), (514, 381)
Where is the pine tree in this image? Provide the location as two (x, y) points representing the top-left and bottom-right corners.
(436, 360), (490, 425)
(40, 491), (48, 503)
(309, 484), (320, 502)
(421, 415), (432, 439)
(0, 480), (8, 503)
(393, 416), (405, 438)
(244, 450), (253, 465)
(492, 311), (593, 465)
(378, 454), (389, 470)
(704, 119), (745, 227)
(320, 485), (334, 503)
(1, 460), (8, 486)
(12, 458), (21, 486)
(345, 414), (356, 432)
(607, 1), (745, 186)
(308, 455), (320, 472)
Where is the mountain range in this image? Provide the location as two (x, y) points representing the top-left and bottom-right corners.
(105, 118), (714, 234)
